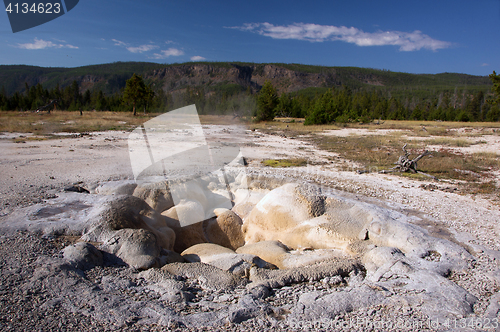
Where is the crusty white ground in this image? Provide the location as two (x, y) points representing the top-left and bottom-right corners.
(1, 125), (499, 331)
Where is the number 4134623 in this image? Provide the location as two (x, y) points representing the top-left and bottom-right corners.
(5, 3), (61, 14)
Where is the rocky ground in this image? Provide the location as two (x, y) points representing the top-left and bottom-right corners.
(0, 125), (499, 331)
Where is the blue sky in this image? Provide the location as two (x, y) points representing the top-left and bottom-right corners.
(1, 0), (499, 75)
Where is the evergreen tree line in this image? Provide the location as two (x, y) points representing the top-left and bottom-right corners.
(264, 71), (500, 123)
(298, 87), (500, 123)
(1, 72), (499, 123)
(0, 81), (126, 112)
(0, 79), (256, 116)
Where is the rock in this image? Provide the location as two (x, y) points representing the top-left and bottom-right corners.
(162, 262), (241, 291)
(168, 175), (233, 226)
(162, 207), (207, 253)
(158, 249), (185, 266)
(181, 243), (274, 276)
(169, 180), (209, 210)
(100, 228), (161, 270)
(205, 209), (245, 250)
(182, 243), (235, 261)
(241, 181), (470, 269)
(362, 246), (410, 280)
(248, 259), (361, 289)
(484, 292), (500, 319)
(231, 188), (269, 220)
(236, 241), (289, 269)
(138, 269), (190, 303)
(391, 270), (478, 321)
(288, 285), (384, 322)
(163, 200), (205, 227)
(249, 285), (270, 299)
(133, 180), (174, 213)
(1, 193), (112, 237)
(64, 185), (90, 193)
(95, 180), (137, 196)
(227, 295), (267, 323)
(280, 248), (352, 269)
(242, 183), (328, 248)
(81, 195), (175, 251)
(62, 242), (103, 270)
(362, 215), (471, 271)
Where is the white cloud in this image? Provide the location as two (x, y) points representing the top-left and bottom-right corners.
(17, 38), (78, 50)
(112, 39), (127, 46)
(229, 22), (452, 51)
(190, 56), (206, 61)
(111, 39), (185, 58)
(151, 48), (184, 59)
(126, 44), (159, 53)
(481, 63), (490, 67)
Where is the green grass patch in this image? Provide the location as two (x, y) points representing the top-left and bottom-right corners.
(262, 158), (308, 168)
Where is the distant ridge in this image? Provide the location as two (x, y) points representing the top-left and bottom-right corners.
(0, 62), (492, 98)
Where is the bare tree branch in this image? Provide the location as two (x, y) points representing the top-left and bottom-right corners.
(377, 144), (437, 180)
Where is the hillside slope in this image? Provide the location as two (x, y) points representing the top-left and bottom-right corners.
(0, 62), (492, 98)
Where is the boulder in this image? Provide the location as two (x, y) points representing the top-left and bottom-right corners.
(231, 188), (268, 220)
(182, 243), (236, 261)
(158, 249), (185, 266)
(205, 209), (245, 250)
(287, 286), (384, 322)
(242, 183), (326, 248)
(181, 243), (275, 276)
(161, 262), (241, 291)
(162, 207), (207, 253)
(236, 241), (289, 269)
(62, 242), (103, 270)
(95, 180), (137, 196)
(133, 180), (174, 213)
(248, 258), (362, 289)
(81, 195), (175, 251)
(138, 269), (191, 303)
(361, 215), (471, 270)
(242, 183), (386, 251)
(163, 200), (205, 227)
(100, 228), (161, 270)
(167, 177), (232, 227)
(280, 248), (353, 269)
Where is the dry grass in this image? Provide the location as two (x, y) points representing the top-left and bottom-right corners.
(0, 111), (157, 134)
(269, 118), (500, 131)
(0, 111), (251, 134)
(250, 118), (500, 199)
(421, 137), (474, 147)
(5, 111), (496, 136)
(12, 136), (48, 143)
(198, 115), (247, 125)
(313, 134), (404, 170)
(251, 118), (500, 138)
(312, 133), (500, 198)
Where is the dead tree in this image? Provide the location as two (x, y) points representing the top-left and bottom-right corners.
(35, 99), (59, 114)
(379, 144), (437, 180)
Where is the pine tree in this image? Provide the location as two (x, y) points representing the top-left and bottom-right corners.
(256, 80), (277, 122)
(489, 71), (500, 105)
(123, 73), (146, 116)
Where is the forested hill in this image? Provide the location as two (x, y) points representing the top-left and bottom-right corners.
(0, 61), (492, 98)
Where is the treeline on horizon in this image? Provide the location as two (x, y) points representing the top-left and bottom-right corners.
(1, 75), (499, 123)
